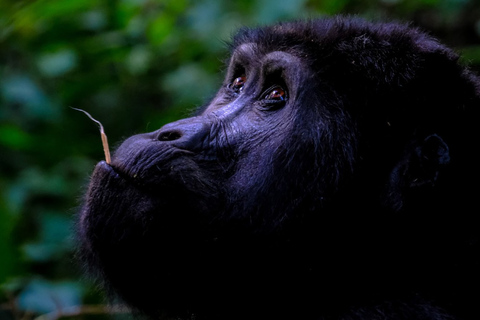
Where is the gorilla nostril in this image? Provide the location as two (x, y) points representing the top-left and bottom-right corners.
(158, 130), (182, 141)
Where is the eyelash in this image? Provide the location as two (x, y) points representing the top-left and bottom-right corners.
(229, 75), (246, 93)
(229, 75), (288, 103)
(263, 85), (287, 101)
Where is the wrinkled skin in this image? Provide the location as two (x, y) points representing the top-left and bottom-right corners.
(76, 16), (480, 320)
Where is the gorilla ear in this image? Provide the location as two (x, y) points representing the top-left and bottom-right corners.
(384, 134), (450, 211)
(406, 134), (450, 188)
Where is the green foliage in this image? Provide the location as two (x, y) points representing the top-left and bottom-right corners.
(16, 278), (84, 314)
(0, 0), (479, 319)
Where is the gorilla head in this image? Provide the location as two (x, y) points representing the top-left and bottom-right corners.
(76, 16), (480, 320)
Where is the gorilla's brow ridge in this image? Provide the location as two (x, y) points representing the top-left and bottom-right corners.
(232, 43), (258, 62)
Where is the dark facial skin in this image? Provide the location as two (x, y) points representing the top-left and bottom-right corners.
(76, 16), (480, 320)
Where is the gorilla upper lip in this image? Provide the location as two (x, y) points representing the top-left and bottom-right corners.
(93, 160), (122, 180)
(93, 159), (158, 190)
(92, 160), (143, 186)
(105, 146), (201, 188)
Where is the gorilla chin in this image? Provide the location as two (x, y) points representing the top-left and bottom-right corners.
(76, 15), (480, 320)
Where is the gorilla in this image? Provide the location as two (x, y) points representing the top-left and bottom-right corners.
(75, 15), (480, 320)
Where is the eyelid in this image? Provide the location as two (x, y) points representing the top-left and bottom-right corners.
(262, 84), (287, 101)
(229, 74), (247, 93)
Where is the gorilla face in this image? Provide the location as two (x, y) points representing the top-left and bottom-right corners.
(78, 48), (350, 317)
(76, 16), (480, 320)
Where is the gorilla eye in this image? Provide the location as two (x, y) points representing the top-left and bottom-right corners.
(230, 75), (247, 92)
(264, 86), (286, 101)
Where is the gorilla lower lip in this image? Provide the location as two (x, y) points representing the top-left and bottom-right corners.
(94, 160), (120, 180)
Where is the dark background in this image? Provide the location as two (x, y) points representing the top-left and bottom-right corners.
(1, 0), (479, 319)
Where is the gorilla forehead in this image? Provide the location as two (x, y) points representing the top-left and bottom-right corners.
(231, 17), (424, 55)
(229, 15), (455, 86)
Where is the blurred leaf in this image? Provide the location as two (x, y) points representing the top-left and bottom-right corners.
(147, 13), (175, 46)
(17, 278), (84, 314)
(318, 0), (349, 14)
(0, 75), (58, 121)
(14, 0), (97, 22)
(22, 243), (62, 263)
(37, 48), (78, 77)
(124, 15), (147, 38)
(0, 124), (31, 150)
(0, 196), (21, 284)
(16, 167), (68, 197)
(5, 165), (73, 215)
(125, 45), (152, 75)
(185, 0), (223, 37)
(5, 180), (29, 215)
(80, 10), (108, 31)
(459, 45), (480, 66)
(22, 212), (74, 262)
(161, 63), (218, 106)
(253, 0), (309, 23)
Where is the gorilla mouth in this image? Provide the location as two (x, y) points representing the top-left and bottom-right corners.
(104, 160), (145, 186)
(95, 160), (118, 177)
(88, 160), (141, 190)
(90, 160), (162, 193)
(85, 161), (121, 187)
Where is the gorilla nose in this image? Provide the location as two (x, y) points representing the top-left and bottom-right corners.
(157, 130), (182, 141)
(154, 117), (210, 150)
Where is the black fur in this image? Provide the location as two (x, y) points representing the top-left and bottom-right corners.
(75, 16), (480, 320)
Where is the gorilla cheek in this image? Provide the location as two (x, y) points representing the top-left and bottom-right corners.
(77, 162), (226, 316)
(78, 161), (214, 267)
(78, 162), (157, 258)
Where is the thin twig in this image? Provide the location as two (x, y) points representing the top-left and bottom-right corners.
(71, 107), (111, 164)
